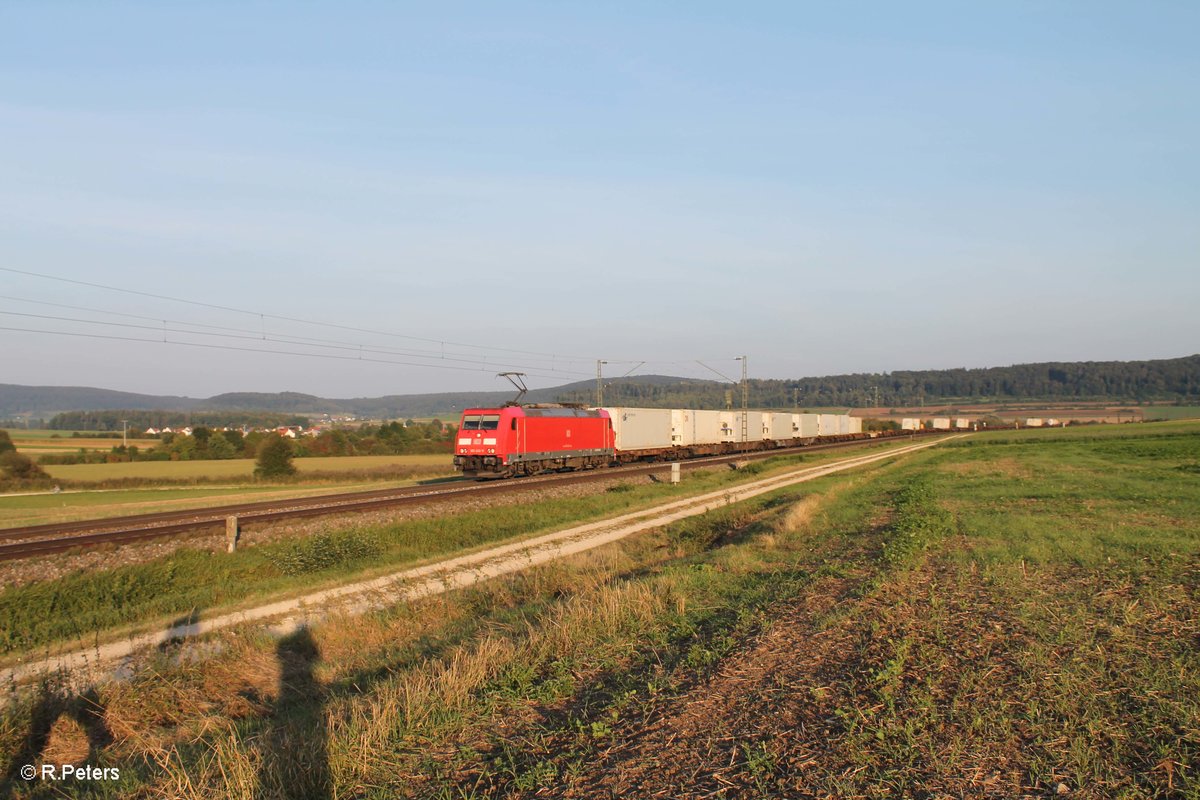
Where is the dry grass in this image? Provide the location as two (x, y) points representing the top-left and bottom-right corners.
(779, 493), (824, 532)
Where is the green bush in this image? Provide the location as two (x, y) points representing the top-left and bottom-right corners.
(274, 530), (383, 576)
(0, 450), (48, 481)
(255, 436), (296, 479)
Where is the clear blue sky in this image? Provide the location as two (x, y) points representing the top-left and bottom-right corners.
(2, 2), (1197, 397)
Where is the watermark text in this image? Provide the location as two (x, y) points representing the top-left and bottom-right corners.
(20, 764), (120, 781)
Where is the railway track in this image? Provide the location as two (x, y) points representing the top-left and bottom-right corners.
(0, 433), (940, 562)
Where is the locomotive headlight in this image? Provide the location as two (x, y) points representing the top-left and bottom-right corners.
(487, 448), (495, 454)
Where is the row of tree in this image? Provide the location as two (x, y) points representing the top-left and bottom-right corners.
(559, 355), (1200, 409)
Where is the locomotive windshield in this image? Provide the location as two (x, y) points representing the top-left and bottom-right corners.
(460, 414), (500, 430)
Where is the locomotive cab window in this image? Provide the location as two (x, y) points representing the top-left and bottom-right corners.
(461, 415), (482, 430)
(480, 414), (500, 430)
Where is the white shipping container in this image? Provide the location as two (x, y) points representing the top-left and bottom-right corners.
(671, 409), (696, 446)
(601, 407), (673, 451)
(720, 412), (739, 443)
(954, 418), (970, 429)
(692, 410), (725, 446)
(818, 414), (840, 436)
(932, 418), (951, 430)
(717, 411), (771, 441)
(718, 411), (739, 442)
(901, 418), (921, 430)
(838, 416), (851, 435)
(796, 414), (820, 437)
(848, 417), (863, 434)
(770, 412), (795, 440)
(1025, 418), (1044, 427)
(759, 412), (773, 439)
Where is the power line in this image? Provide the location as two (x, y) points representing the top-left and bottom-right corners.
(0, 305), (594, 376)
(0, 325), (585, 382)
(1, 268), (747, 384)
(0, 266), (600, 362)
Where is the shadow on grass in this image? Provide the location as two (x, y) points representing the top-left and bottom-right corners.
(255, 627), (330, 800)
(1, 684), (112, 795)
(158, 605), (205, 652)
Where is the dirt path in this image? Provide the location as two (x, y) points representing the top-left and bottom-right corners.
(2, 437), (956, 689)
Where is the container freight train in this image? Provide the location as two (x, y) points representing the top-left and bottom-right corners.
(453, 405), (867, 479)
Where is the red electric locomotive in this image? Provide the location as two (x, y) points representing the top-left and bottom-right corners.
(453, 405), (615, 478)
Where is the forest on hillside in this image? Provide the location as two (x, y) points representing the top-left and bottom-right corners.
(557, 355), (1200, 409)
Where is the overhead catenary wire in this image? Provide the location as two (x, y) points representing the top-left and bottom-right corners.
(1, 268), (749, 385)
(0, 326), (584, 382)
(0, 266), (601, 363)
(0, 308), (594, 377)
(695, 360), (740, 383)
(0, 293), (471, 356)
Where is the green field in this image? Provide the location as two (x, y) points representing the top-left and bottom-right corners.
(1144, 405), (1200, 420)
(965, 416), (1200, 443)
(2, 423), (1198, 798)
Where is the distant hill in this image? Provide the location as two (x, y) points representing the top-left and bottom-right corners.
(204, 392), (341, 412)
(2, 354), (1197, 429)
(570, 355), (1200, 411)
(0, 376), (692, 422)
(0, 384), (197, 417)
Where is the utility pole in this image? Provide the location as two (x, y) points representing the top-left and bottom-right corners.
(595, 360), (608, 407)
(736, 355), (748, 442)
(121, 419), (128, 448)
